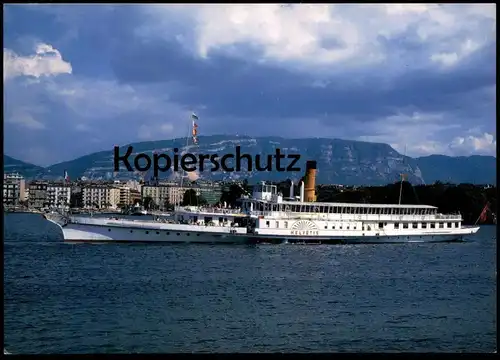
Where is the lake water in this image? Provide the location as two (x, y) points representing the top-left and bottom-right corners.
(3, 213), (497, 353)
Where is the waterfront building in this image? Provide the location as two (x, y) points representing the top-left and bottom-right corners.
(28, 181), (49, 208)
(82, 185), (120, 209)
(47, 184), (71, 207)
(3, 173), (26, 204)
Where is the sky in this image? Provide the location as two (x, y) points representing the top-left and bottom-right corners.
(3, 4), (497, 166)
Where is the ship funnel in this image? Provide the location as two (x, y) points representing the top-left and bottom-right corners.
(304, 160), (317, 202)
(300, 181), (305, 202)
(290, 180), (294, 198)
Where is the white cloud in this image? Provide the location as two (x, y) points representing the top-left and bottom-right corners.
(6, 107), (46, 130)
(140, 4), (496, 71)
(355, 111), (497, 157)
(3, 43), (72, 81)
(138, 124), (153, 140)
(449, 132), (496, 156)
(75, 123), (90, 132)
(355, 111), (461, 156)
(138, 122), (176, 140)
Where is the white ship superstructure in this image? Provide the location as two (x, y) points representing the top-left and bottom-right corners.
(45, 208), (251, 244)
(44, 158), (480, 244)
(238, 160), (480, 244)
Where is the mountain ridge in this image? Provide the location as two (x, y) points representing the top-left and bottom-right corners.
(4, 136), (496, 185)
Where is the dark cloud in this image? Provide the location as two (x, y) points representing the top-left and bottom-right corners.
(109, 34), (494, 126)
(3, 5), (496, 164)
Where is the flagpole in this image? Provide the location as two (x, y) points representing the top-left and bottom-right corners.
(179, 112), (198, 207)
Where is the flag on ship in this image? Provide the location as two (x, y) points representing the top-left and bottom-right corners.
(191, 113), (199, 120)
(64, 170), (70, 183)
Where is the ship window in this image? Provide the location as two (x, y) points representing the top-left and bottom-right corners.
(347, 225), (350, 230)
(403, 223), (409, 229)
(378, 222), (384, 229)
(284, 221), (288, 228)
(130, 230), (133, 233)
(197, 233), (200, 236)
(394, 223), (399, 229)
(412, 223), (418, 229)
(145, 231), (149, 234)
(275, 221), (279, 228)
(108, 229), (111, 231)
(156, 231), (160, 234)
(177, 233), (180, 236)
(430, 223), (436, 228)
(455, 222), (459, 228)
(332, 225), (335, 229)
(447, 223), (451, 228)
(266, 221), (270, 227)
(353, 225), (356, 230)
(339, 225), (343, 229)
(325, 225), (328, 229)
(439, 223), (444, 228)
(186, 233), (190, 236)
(422, 223), (427, 229)
(167, 232), (170, 235)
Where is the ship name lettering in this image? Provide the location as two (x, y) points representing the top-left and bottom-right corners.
(290, 230), (319, 236)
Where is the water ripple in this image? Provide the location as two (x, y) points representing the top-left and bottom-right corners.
(3, 214), (497, 353)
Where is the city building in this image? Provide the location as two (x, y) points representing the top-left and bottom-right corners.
(3, 182), (20, 205)
(141, 184), (202, 209)
(28, 181), (49, 208)
(46, 184), (71, 207)
(142, 185), (171, 209)
(3, 173), (26, 204)
(196, 182), (223, 205)
(82, 185), (120, 209)
(129, 189), (141, 206)
(70, 185), (83, 208)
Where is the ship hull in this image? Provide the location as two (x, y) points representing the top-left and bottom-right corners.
(249, 227), (480, 244)
(51, 222), (251, 244)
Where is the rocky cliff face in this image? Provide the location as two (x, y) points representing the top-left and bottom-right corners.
(5, 136), (496, 185)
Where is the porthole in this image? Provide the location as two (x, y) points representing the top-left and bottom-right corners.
(145, 231), (149, 234)
(130, 230), (133, 233)
(186, 233), (190, 236)
(167, 232), (170, 235)
(197, 234), (201, 236)
(108, 229), (111, 232)
(156, 231), (160, 235)
(177, 233), (180, 236)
